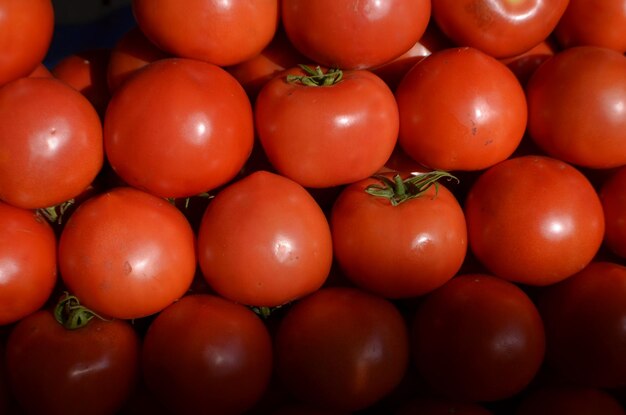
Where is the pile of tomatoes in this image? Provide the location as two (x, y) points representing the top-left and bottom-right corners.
(1, 0), (626, 414)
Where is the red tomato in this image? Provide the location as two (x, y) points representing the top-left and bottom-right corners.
(554, 0), (626, 53)
(0, 203), (56, 325)
(431, 0), (569, 58)
(281, 0), (431, 70)
(28, 63), (53, 78)
(396, 47), (527, 171)
(274, 286), (409, 412)
(526, 46), (626, 169)
(536, 261), (626, 388)
(141, 294), (273, 415)
(0, 0), (54, 86)
(395, 397), (494, 415)
(197, 171), (333, 307)
(600, 165), (626, 259)
(132, 0), (279, 66)
(515, 385), (626, 415)
(104, 58), (254, 198)
(330, 172), (467, 298)
(255, 66), (398, 188)
(0, 77), (103, 209)
(5, 307), (140, 415)
(58, 187), (197, 320)
(412, 274), (545, 402)
(500, 39), (556, 87)
(464, 155), (605, 286)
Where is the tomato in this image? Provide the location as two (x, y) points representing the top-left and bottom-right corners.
(132, 0), (279, 66)
(500, 39), (556, 87)
(536, 261), (626, 388)
(430, 0), (569, 58)
(0, 0), (54, 86)
(274, 286), (409, 412)
(58, 187), (196, 320)
(526, 46), (626, 169)
(5, 307), (140, 415)
(600, 165), (626, 259)
(554, 0), (626, 53)
(104, 58), (254, 198)
(255, 66), (398, 188)
(281, 0), (431, 70)
(28, 63), (53, 78)
(330, 172), (467, 298)
(0, 76), (103, 209)
(412, 274), (545, 402)
(395, 47), (527, 171)
(0, 203), (56, 325)
(141, 294), (273, 415)
(515, 385), (626, 415)
(395, 397), (494, 415)
(197, 171), (333, 307)
(464, 155), (605, 286)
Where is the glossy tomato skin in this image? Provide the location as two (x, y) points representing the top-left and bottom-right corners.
(197, 171), (333, 307)
(58, 187), (196, 320)
(526, 46), (626, 169)
(515, 385), (626, 415)
(132, 0), (278, 66)
(0, 0), (54, 86)
(255, 67), (398, 188)
(104, 58), (254, 198)
(464, 155), (605, 286)
(396, 47), (527, 171)
(431, 0), (569, 58)
(281, 0), (430, 70)
(412, 274), (546, 402)
(5, 309), (140, 415)
(331, 175), (467, 298)
(0, 203), (56, 325)
(0, 77), (103, 209)
(274, 286), (410, 412)
(536, 262), (626, 388)
(141, 294), (273, 415)
(600, 166), (626, 259)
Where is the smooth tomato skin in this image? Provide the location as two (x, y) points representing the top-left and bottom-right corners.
(197, 171), (333, 307)
(536, 261), (626, 388)
(5, 309), (140, 415)
(132, 0), (278, 66)
(104, 58), (254, 198)
(255, 67), (398, 188)
(600, 166), (626, 259)
(141, 294), (273, 415)
(281, 0), (431, 70)
(331, 175), (467, 298)
(464, 155), (605, 286)
(412, 274), (546, 402)
(58, 187), (197, 320)
(431, 0), (569, 58)
(396, 47), (527, 171)
(0, 77), (103, 209)
(500, 39), (556, 87)
(515, 385), (626, 415)
(0, 0), (54, 86)
(0, 203), (56, 325)
(526, 46), (626, 169)
(274, 286), (410, 412)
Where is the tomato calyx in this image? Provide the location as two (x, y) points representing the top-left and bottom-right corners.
(286, 64), (343, 86)
(38, 199), (75, 225)
(54, 292), (109, 330)
(365, 171), (458, 206)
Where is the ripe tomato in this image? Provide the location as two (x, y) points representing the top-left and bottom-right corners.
(197, 171), (333, 307)
(526, 46), (626, 169)
(281, 0), (431, 70)
(600, 165), (626, 259)
(141, 294), (273, 415)
(464, 155), (605, 286)
(515, 385), (626, 415)
(274, 286), (409, 412)
(104, 58), (254, 198)
(500, 39), (556, 87)
(396, 47), (527, 171)
(0, 77), (103, 209)
(255, 66), (398, 188)
(412, 274), (545, 402)
(132, 0), (279, 66)
(58, 187), (196, 320)
(536, 261), (626, 388)
(430, 0), (569, 58)
(0, 0), (54, 86)
(330, 172), (467, 299)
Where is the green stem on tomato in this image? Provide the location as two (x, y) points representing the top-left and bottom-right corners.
(286, 65), (343, 86)
(365, 170), (458, 206)
(54, 292), (109, 330)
